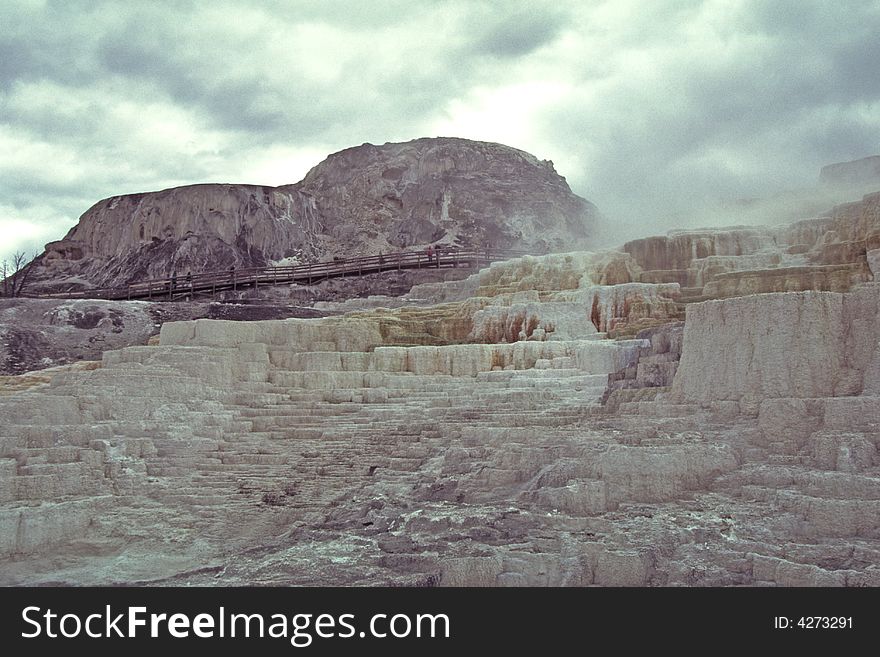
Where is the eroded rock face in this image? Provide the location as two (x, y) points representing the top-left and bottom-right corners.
(289, 137), (599, 254)
(601, 321), (684, 407)
(671, 285), (880, 404)
(0, 297), (327, 376)
(702, 262), (871, 299)
(825, 191), (880, 244)
(30, 138), (601, 291)
(40, 184), (321, 288)
(619, 193), (880, 297)
(624, 228), (777, 273)
(314, 251), (684, 343)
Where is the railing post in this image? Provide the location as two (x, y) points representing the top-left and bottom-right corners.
(308, 263), (312, 285)
(274, 267), (277, 285)
(127, 285), (131, 300)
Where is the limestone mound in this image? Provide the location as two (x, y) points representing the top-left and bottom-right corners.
(29, 137), (600, 292)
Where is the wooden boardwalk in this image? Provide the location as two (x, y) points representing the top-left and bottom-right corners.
(38, 248), (529, 302)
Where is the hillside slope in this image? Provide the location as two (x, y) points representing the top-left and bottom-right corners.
(30, 138), (600, 291)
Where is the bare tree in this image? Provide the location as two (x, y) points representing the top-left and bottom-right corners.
(1, 251), (38, 297)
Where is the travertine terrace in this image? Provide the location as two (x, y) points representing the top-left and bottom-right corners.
(1, 192), (879, 586)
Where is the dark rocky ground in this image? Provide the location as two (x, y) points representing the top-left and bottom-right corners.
(0, 299), (324, 376)
(1, 266), (472, 375)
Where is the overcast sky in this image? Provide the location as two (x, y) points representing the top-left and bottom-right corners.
(2, 0), (880, 263)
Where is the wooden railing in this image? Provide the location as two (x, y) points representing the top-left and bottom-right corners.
(37, 248), (531, 302)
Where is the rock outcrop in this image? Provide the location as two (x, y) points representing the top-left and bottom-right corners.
(600, 321), (683, 408)
(30, 138), (601, 291)
(0, 297), (327, 376)
(616, 192), (880, 309)
(40, 184), (322, 289)
(701, 262), (870, 299)
(291, 137), (599, 255)
(3, 235), (880, 586)
(820, 155), (880, 188)
(315, 250), (684, 344)
(671, 285), (880, 404)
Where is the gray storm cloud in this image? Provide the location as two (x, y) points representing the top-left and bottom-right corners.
(1, 0), (879, 261)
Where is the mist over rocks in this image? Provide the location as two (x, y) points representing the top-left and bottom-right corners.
(820, 155), (880, 189)
(30, 137), (600, 291)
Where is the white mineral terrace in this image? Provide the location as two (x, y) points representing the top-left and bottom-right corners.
(1, 250), (879, 586)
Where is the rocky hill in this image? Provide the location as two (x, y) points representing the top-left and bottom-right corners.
(287, 137), (598, 255)
(29, 138), (600, 292)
